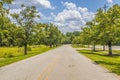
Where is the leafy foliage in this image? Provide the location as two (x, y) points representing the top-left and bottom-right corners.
(73, 4), (120, 55)
(0, 1), (64, 55)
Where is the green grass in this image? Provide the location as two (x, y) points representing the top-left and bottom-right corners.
(72, 44), (88, 48)
(78, 50), (120, 75)
(0, 45), (54, 67)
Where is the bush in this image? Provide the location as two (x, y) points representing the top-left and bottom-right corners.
(4, 52), (14, 58)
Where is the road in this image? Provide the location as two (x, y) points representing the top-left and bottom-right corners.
(0, 45), (120, 80)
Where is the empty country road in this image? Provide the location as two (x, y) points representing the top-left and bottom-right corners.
(0, 45), (120, 80)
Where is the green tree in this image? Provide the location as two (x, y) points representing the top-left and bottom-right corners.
(44, 24), (63, 47)
(12, 4), (39, 55)
(34, 23), (64, 47)
(95, 4), (120, 55)
(0, 0), (13, 46)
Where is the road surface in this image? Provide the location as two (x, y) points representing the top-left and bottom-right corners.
(0, 45), (120, 80)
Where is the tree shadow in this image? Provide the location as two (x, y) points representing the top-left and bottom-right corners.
(94, 61), (120, 75)
(79, 50), (104, 56)
(102, 54), (120, 57)
(80, 50), (120, 57)
(79, 50), (120, 75)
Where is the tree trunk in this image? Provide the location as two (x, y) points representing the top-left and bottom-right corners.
(56, 44), (58, 47)
(108, 41), (112, 56)
(88, 44), (89, 48)
(93, 43), (95, 51)
(50, 44), (52, 48)
(103, 45), (105, 51)
(24, 43), (27, 55)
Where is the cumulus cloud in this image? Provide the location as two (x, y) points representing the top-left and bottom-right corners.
(55, 10), (82, 22)
(9, 0), (55, 23)
(107, 0), (113, 4)
(62, 2), (77, 10)
(9, 1), (95, 33)
(11, 0), (54, 9)
(35, 0), (53, 9)
(54, 2), (95, 33)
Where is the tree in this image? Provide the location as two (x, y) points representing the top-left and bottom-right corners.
(72, 36), (81, 46)
(81, 21), (100, 51)
(65, 31), (80, 44)
(0, 0), (13, 46)
(12, 4), (39, 55)
(34, 23), (64, 47)
(44, 24), (63, 47)
(95, 4), (120, 55)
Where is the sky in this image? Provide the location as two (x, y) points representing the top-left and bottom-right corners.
(9, 0), (120, 33)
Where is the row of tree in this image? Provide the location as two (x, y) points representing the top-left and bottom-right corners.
(64, 31), (80, 44)
(0, 0), (64, 55)
(72, 4), (120, 56)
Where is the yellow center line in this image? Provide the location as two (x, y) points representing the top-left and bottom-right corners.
(37, 55), (60, 80)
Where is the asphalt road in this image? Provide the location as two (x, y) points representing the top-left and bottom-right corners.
(0, 45), (120, 80)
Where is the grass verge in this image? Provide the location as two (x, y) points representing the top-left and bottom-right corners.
(72, 44), (88, 48)
(0, 45), (54, 67)
(77, 50), (120, 75)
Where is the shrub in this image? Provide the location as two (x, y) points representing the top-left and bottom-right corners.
(4, 52), (14, 58)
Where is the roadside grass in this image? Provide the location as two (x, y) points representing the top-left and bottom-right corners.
(77, 50), (120, 75)
(0, 45), (54, 67)
(72, 44), (88, 48)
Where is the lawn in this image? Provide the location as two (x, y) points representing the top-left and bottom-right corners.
(77, 50), (120, 75)
(0, 45), (54, 67)
(72, 44), (88, 48)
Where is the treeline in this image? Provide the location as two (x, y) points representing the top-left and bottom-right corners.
(0, 0), (64, 54)
(64, 31), (80, 44)
(72, 4), (120, 56)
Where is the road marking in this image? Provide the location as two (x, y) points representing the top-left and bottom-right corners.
(37, 55), (60, 80)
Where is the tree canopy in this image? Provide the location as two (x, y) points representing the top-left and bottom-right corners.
(72, 4), (120, 55)
(0, 1), (65, 55)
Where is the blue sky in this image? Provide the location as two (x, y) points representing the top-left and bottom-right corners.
(10, 0), (120, 33)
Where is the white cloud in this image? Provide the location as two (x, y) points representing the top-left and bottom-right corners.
(9, 1), (95, 33)
(54, 2), (95, 33)
(62, 2), (77, 10)
(78, 7), (88, 13)
(35, 0), (54, 9)
(55, 9), (82, 22)
(9, 0), (55, 23)
(107, 0), (113, 4)
(11, 0), (54, 9)
(50, 12), (56, 18)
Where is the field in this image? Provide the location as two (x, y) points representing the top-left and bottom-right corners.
(0, 45), (53, 67)
(77, 50), (120, 75)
